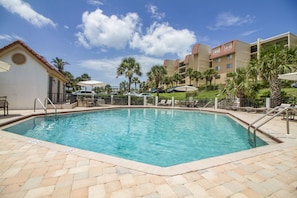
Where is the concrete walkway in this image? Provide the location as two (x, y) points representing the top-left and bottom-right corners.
(0, 106), (296, 197)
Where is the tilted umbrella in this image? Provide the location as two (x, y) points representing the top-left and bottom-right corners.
(175, 85), (197, 92)
(0, 61), (11, 72)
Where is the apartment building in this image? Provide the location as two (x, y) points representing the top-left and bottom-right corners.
(210, 40), (250, 84)
(163, 32), (297, 87)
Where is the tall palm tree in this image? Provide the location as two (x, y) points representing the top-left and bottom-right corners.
(185, 68), (194, 85)
(116, 57), (142, 93)
(51, 57), (69, 72)
(132, 77), (140, 91)
(258, 43), (297, 107)
(203, 68), (217, 86)
(173, 73), (182, 86)
(147, 65), (167, 97)
(192, 70), (202, 87)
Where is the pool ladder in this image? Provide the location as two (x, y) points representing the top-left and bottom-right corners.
(34, 97), (57, 115)
(247, 106), (295, 146)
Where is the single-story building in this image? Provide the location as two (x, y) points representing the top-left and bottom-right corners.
(0, 40), (68, 110)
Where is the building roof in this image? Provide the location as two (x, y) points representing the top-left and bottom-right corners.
(0, 40), (68, 82)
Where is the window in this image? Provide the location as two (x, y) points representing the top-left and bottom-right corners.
(224, 43), (232, 50)
(226, 63), (233, 69)
(215, 58), (221, 62)
(213, 47), (220, 54)
(226, 54), (233, 60)
(215, 66), (221, 71)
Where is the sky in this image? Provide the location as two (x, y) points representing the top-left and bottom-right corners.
(0, 0), (296, 87)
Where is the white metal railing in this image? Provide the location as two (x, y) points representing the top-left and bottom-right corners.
(34, 97), (57, 114)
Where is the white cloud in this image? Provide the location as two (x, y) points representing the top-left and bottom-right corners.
(76, 8), (140, 49)
(130, 22), (196, 58)
(208, 12), (254, 30)
(0, 0), (56, 28)
(241, 29), (259, 36)
(0, 33), (24, 41)
(87, 0), (103, 6)
(146, 4), (165, 20)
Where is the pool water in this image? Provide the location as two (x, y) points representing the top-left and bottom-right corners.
(4, 108), (267, 167)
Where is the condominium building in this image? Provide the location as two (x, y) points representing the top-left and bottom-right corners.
(163, 32), (297, 87)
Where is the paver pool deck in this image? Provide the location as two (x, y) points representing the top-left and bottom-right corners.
(0, 106), (296, 198)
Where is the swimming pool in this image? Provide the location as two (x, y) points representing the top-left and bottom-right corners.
(4, 108), (267, 167)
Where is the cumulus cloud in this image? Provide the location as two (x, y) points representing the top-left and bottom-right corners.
(76, 7), (196, 58)
(0, 0), (56, 28)
(76, 8), (140, 49)
(130, 22), (196, 58)
(208, 12), (254, 30)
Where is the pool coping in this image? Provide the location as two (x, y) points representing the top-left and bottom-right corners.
(0, 106), (292, 176)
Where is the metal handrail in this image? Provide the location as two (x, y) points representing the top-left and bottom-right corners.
(34, 98), (47, 113)
(248, 106), (296, 146)
(34, 97), (57, 115)
(44, 97), (57, 115)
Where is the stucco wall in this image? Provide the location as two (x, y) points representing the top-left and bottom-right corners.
(0, 49), (48, 109)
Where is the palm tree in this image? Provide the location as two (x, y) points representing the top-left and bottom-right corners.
(192, 70), (202, 87)
(173, 73), (182, 86)
(120, 81), (128, 92)
(132, 77), (140, 91)
(185, 68), (194, 85)
(51, 57), (69, 72)
(258, 43), (297, 107)
(203, 68), (217, 86)
(116, 57), (142, 93)
(147, 65), (167, 97)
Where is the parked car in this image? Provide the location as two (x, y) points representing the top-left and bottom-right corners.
(291, 82), (297, 88)
(138, 93), (153, 97)
(151, 88), (165, 93)
(72, 90), (95, 96)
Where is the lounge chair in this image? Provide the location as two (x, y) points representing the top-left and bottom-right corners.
(0, 96), (8, 116)
(159, 99), (166, 106)
(165, 100), (172, 106)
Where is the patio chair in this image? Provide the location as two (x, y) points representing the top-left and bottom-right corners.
(0, 96), (8, 116)
(165, 100), (172, 106)
(158, 99), (166, 106)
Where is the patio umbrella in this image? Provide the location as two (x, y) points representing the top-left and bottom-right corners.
(175, 85), (197, 92)
(77, 80), (106, 88)
(278, 72), (297, 81)
(0, 61), (11, 72)
(77, 80), (106, 104)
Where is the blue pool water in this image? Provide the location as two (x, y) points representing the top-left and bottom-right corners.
(4, 108), (267, 167)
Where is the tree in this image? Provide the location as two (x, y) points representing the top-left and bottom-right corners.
(132, 77), (140, 91)
(63, 71), (75, 91)
(203, 68), (217, 86)
(185, 68), (194, 85)
(147, 65), (167, 97)
(120, 81), (128, 92)
(51, 57), (69, 72)
(192, 70), (202, 87)
(258, 43), (297, 107)
(173, 73), (182, 86)
(116, 57), (142, 93)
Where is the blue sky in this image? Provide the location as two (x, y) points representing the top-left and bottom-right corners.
(0, 0), (296, 86)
